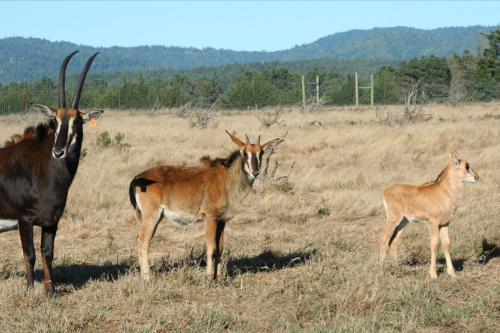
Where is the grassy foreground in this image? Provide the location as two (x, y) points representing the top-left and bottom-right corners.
(1, 103), (500, 332)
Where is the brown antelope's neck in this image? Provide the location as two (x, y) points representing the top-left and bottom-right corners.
(433, 163), (463, 199)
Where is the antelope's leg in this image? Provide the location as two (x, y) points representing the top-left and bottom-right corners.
(389, 218), (409, 259)
(428, 222), (440, 279)
(439, 225), (456, 277)
(215, 221), (226, 282)
(18, 218), (36, 290)
(41, 224), (58, 295)
(205, 216), (218, 280)
(380, 217), (404, 263)
(137, 208), (163, 281)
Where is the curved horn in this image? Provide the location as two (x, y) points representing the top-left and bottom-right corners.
(71, 52), (99, 109)
(245, 134), (250, 145)
(257, 135), (261, 145)
(59, 51), (79, 108)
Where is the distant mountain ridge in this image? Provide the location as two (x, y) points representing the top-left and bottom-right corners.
(0, 25), (494, 83)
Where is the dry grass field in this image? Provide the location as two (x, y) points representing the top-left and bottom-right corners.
(1, 102), (500, 332)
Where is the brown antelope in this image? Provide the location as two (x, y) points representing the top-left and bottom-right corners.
(129, 131), (276, 281)
(380, 151), (479, 279)
(0, 51), (103, 295)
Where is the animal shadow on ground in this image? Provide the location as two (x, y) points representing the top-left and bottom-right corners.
(226, 248), (317, 277)
(1, 259), (134, 295)
(146, 246), (317, 279)
(477, 238), (500, 264)
(146, 247), (316, 277)
(51, 258), (134, 295)
(151, 246), (208, 276)
(404, 256), (466, 273)
(400, 238), (500, 275)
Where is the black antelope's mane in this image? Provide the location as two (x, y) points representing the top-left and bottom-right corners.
(200, 150), (241, 169)
(2, 119), (57, 148)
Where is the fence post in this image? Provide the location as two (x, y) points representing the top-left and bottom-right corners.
(355, 72), (359, 107)
(128, 80), (132, 112)
(316, 75), (319, 106)
(384, 77), (387, 105)
(370, 74), (374, 107)
(302, 75), (306, 108)
(165, 80), (168, 109)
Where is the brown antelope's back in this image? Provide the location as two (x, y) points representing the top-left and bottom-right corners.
(129, 150), (241, 223)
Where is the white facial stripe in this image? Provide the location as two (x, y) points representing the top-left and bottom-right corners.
(55, 118), (62, 137)
(0, 219), (18, 233)
(64, 118), (76, 152)
(68, 118), (75, 137)
(67, 134), (78, 153)
(245, 151), (252, 173)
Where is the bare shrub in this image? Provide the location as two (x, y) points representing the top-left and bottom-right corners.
(181, 94), (223, 128)
(447, 84), (467, 107)
(447, 84), (477, 107)
(298, 96), (327, 113)
(383, 80), (432, 126)
(259, 131), (295, 192)
(172, 102), (191, 118)
(257, 105), (285, 128)
(308, 96), (327, 113)
(147, 96), (163, 117)
(185, 108), (222, 128)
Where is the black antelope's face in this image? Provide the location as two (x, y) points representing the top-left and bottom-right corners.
(241, 144), (265, 180)
(226, 130), (275, 181)
(53, 108), (83, 159)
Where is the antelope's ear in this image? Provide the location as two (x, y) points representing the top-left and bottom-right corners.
(452, 150), (460, 168)
(31, 103), (57, 118)
(82, 110), (104, 123)
(261, 138), (280, 152)
(226, 130), (246, 151)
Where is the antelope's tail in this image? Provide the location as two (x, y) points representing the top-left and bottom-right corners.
(129, 178), (142, 223)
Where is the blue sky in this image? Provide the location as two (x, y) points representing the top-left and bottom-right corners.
(1, 1), (499, 52)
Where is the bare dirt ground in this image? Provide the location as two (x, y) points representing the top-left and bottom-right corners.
(1, 102), (500, 332)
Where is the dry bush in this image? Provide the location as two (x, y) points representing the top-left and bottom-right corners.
(383, 80), (433, 126)
(1, 103), (500, 331)
(256, 105), (285, 128)
(184, 108), (222, 128)
(173, 96), (223, 128)
(147, 96), (163, 117)
(299, 96), (327, 113)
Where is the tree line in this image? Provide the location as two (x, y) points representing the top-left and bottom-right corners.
(1, 29), (499, 114)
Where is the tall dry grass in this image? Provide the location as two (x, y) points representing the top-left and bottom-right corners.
(1, 102), (500, 332)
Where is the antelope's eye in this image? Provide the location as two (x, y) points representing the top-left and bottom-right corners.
(465, 164), (470, 170)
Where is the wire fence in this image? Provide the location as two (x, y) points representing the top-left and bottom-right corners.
(1, 74), (499, 115)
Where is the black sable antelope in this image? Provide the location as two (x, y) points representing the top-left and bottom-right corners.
(0, 52), (103, 295)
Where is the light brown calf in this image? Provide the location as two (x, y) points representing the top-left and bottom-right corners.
(380, 151), (479, 278)
(129, 131), (275, 281)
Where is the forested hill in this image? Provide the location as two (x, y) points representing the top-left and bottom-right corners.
(0, 25), (494, 83)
